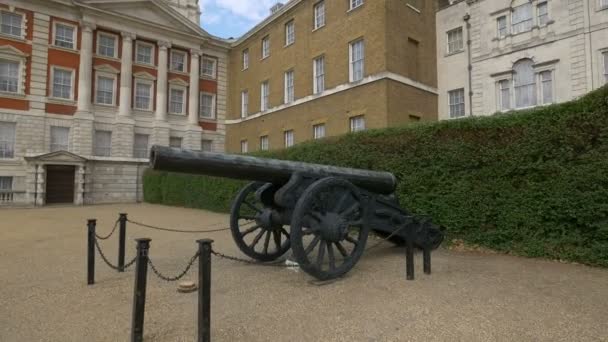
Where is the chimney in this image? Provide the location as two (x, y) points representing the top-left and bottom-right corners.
(270, 2), (284, 14)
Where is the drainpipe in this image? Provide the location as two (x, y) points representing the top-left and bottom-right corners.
(33, 164), (38, 207)
(586, 0), (595, 91)
(464, 13), (474, 117)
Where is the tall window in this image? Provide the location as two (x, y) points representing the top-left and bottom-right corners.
(262, 36), (270, 59)
(537, 2), (549, 26)
(135, 42), (153, 65)
(284, 70), (295, 104)
(201, 57), (217, 78)
(201, 140), (213, 152)
(447, 27), (463, 54)
(0, 176), (12, 192)
(350, 0), (364, 10)
(133, 134), (149, 158)
(601, 0), (608, 9)
(313, 56), (325, 94)
(169, 87), (186, 114)
(95, 76), (115, 105)
(498, 80), (511, 111)
(314, 1), (325, 29)
(514, 59), (536, 108)
(134, 81), (153, 111)
(313, 124), (326, 139)
(0, 60), (19, 93)
(349, 39), (365, 82)
(199, 93), (215, 119)
(170, 50), (186, 72)
(50, 126), (69, 152)
(512, 3), (533, 34)
(497, 16), (508, 38)
(94, 130), (112, 157)
(1, 11), (22, 37)
(54, 23), (75, 49)
(241, 90), (249, 118)
(261, 81), (270, 111)
(242, 49), (249, 70)
(540, 71), (553, 104)
(52, 68), (73, 99)
(284, 130), (294, 147)
(0, 122), (16, 158)
(241, 140), (248, 153)
(603, 51), (608, 84)
(448, 89), (465, 118)
(97, 33), (117, 58)
(285, 20), (295, 46)
(169, 137), (182, 148)
(350, 116), (366, 132)
(260, 136), (269, 151)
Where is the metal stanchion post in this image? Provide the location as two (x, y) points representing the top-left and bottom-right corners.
(118, 213), (128, 272)
(197, 239), (213, 342)
(131, 238), (151, 342)
(406, 228), (415, 281)
(423, 247), (431, 275)
(87, 219), (96, 285)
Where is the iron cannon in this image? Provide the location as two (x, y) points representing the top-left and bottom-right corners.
(150, 146), (444, 281)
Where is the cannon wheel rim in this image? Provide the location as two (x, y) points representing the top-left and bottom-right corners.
(230, 182), (291, 262)
(290, 177), (369, 281)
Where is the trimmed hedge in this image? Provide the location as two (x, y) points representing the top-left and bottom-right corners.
(144, 86), (608, 267)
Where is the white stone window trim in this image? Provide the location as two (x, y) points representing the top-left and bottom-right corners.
(446, 27), (464, 55)
(240, 140), (248, 153)
(0, 9), (27, 40)
(49, 66), (76, 102)
(170, 49), (188, 73)
(200, 55), (217, 79)
(601, 49), (608, 85)
(350, 115), (366, 132)
(94, 130), (112, 157)
(285, 20), (295, 47)
(313, 55), (325, 94)
(133, 133), (150, 159)
(447, 88), (466, 119)
(133, 78), (154, 112)
(260, 80), (270, 112)
(0, 45), (27, 96)
(199, 91), (216, 119)
(348, 0), (364, 12)
(135, 41), (155, 66)
(241, 90), (249, 118)
(52, 21), (77, 51)
(284, 69), (295, 104)
(94, 71), (118, 107)
(349, 39), (365, 83)
(168, 83), (187, 115)
(313, 123), (326, 139)
(598, 0), (608, 11)
(496, 15), (509, 39)
(313, 1), (326, 31)
(261, 36), (270, 60)
(537, 2), (549, 27)
(242, 49), (249, 70)
(284, 130), (294, 147)
(96, 31), (119, 59)
(0, 121), (16, 159)
(260, 135), (269, 151)
(50, 126), (70, 152)
(537, 69), (554, 105)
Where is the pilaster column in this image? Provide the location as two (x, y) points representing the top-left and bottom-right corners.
(155, 41), (171, 122)
(188, 49), (201, 125)
(119, 32), (136, 117)
(76, 22), (95, 114)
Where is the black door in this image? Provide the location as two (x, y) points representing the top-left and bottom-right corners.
(46, 165), (76, 204)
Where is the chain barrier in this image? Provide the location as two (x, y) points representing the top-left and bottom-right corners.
(95, 220), (120, 240)
(210, 249), (299, 268)
(365, 224), (409, 252)
(127, 219), (231, 234)
(94, 237), (137, 271)
(148, 252), (200, 282)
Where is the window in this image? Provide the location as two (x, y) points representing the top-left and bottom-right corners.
(95, 75), (115, 105)
(201, 57), (217, 78)
(135, 42), (154, 65)
(242, 49), (249, 70)
(52, 68), (73, 100)
(54, 23), (75, 49)
(497, 16), (508, 37)
(170, 50), (187, 72)
(314, 1), (326, 29)
(512, 3), (533, 34)
(447, 27), (463, 54)
(1, 11), (22, 37)
(285, 20), (295, 46)
(50, 126), (69, 152)
(199, 93), (215, 119)
(514, 59), (536, 108)
(241, 90), (249, 118)
(169, 137), (182, 148)
(350, 116), (365, 132)
(601, 0), (608, 9)
(134, 81), (153, 111)
(350, 0), (364, 10)
(284, 130), (294, 147)
(284, 70), (294, 104)
(260, 136), (269, 151)
(540, 70), (553, 104)
(261, 81), (270, 111)
(169, 86), (186, 114)
(0, 60), (19, 93)
(448, 89), (465, 118)
(97, 33), (117, 58)
(603, 51), (608, 84)
(201, 139), (213, 152)
(313, 124), (325, 139)
(0, 122), (15, 158)
(349, 39), (365, 82)
(133, 134), (149, 159)
(94, 130), (112, 157)
(0, 176), (12, 192)
(313, 56), (325, 94)
(241, 140), (248, 153)
(262, 36), (270, 59)
(498, 80), (511, 111)
(537, 2), (549, 26)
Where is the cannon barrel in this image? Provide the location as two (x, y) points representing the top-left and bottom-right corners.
(150, 146), (397, 195)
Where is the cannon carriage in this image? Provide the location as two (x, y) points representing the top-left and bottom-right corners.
(150, 146), (444, 281)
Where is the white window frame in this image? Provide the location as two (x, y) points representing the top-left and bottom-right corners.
(539, 70), (554, 105)
(513, 59), (537, 109)
(262, 36), (270, 59)
(242, 49), (249, 70)
(313, 123), (326, 139)
(0, 176), (12, 192)
(0, 121), (16, 159)
(448, 88), (465, 118)
(94, 72), (117, 106)
(497, 79), (511, 111)
(512, 3), (533, 34)
(50, 66), (75, 101)
(93, 130), (112, 157)
(601, 0), (608, 10)
(199, 92), (216, 119)
(537, 2), (549, 27)
(0, 10), (26, 39)
(52, 21), (77, 50)
(169, 136), (182, 148)
(261, 80), (270, 111)
(349, 39), (365, 82)
(168, 84), (187, 115)
(314, 1), (326, 30)
(133, 79), (154, 111)
(313, 56), (325, 94)
(201, 139), (213, 152)
(349, 0), (364, 11)
(284, 130), (294, 148)
(284, 70), (295, 104)
(260, 135), (269, 151)
(200, 56), (217, 79)
(285, 20), (295, 46)
(170, 50), (188, 73)
(350, 116), (366, 132)
(0, 56), (24, 95)
(133, 133), (149, 159)
(96, 31), (119, 58)
(602, 50), (608, 84)
(241, 90), (249, 118)
(135, 41), (155, 65)
(446, 27), (464, 54)
(240, 140), (248, 153)
(497, 16), (508, 38)
(50, 126), (70, 152)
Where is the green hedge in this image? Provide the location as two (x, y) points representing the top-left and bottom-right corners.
(144, 86), (608, 267)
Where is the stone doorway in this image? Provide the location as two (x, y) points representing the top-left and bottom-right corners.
(45, 165), (76, 204)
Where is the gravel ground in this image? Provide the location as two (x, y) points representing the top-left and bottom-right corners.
(1, 203), (607, 342)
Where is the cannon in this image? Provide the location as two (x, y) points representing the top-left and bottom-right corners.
(150, 146), (444, 281)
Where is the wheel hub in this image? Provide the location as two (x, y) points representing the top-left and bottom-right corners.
(256, 209), (282, 231)
(319, 213), (348, 243)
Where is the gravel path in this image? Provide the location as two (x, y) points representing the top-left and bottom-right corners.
(1, 204), (607, 342)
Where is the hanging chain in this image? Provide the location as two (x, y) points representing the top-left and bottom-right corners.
(95, 220), (120, 240)
(148, 252), (200, 282)
(94, 238), (120, 271)
(127, 219), (230, 234)
(210, 249), (299, 268)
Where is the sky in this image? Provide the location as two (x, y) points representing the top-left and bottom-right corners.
(199, 0), (284, 39)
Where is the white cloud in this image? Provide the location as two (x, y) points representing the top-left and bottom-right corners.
(200, 0), (280, 22)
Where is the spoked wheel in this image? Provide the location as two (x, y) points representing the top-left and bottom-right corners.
(291, 177), (369, 281)
(230, 182), (291, 262)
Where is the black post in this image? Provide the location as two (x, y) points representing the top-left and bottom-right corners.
(131, 238), (151, 342)
(406, 239), (415, 280)
(423, 247), (431, 275)
(198, 239), (213, 342)
(118, 213), (128, 272)
(87, 219), (96, 285)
